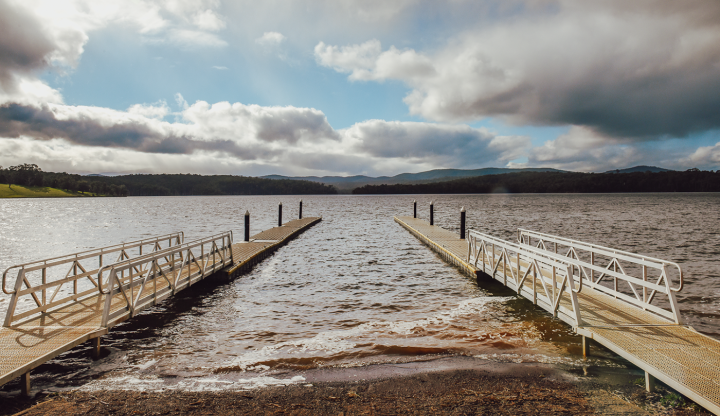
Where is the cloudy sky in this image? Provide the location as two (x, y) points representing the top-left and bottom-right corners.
(1, 0), (719, 176)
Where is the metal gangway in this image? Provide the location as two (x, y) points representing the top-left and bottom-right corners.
(394, 216), (720, 415)
(1, 231), (234, 394)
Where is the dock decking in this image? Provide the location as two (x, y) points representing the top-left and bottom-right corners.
(1, 217), (321, 393)
(395, 215), (720, 415)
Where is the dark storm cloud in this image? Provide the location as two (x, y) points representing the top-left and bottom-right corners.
(0, 103), (255, 158)
(321, 0), (720, 140)
(345, 120), (529, 167)
(0, 0), (55, 92)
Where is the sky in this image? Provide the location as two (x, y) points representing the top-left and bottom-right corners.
(0, 0), (719, 177)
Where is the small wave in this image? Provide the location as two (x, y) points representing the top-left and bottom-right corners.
(474, 353), (626, 368)
(219, 296), (519, 372)
(80, 374), (306, 392)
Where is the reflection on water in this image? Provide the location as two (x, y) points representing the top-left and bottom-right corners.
(0, 193), (718, 392)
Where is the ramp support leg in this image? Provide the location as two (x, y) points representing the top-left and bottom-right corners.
(20, 372), (30, 396)
(92, 337), (101, 359)
(582, 336), (590, 357)
(645, 371), (655, 392)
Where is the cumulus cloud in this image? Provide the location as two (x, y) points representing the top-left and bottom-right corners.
(127, 100), (170, 120)
(514, 126), (641, 171)
(315, 40), (435, 82)
(0, 102), (246, 156)
(255, 32), (286, 47)
(0, 99), (342, 163)
(316, 1), (720, 140)
(0, 0), (55, 96)
(0, 94), (534, 175)
(329, 0), (417, 22)
(193, 9), (225, 31)
(175, 93), (189, 110)
(0, 0), (228, 100)
(343, 120), (530, 168)
(683, 141), (720, 170)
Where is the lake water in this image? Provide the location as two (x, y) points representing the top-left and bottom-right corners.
(1, 194), (719, 392)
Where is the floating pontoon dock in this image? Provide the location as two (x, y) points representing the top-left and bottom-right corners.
(395, 215), (720, 415)
(0, 216), (320, 394)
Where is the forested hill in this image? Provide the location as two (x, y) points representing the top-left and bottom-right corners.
(352, 170), (720, 194)
(97, 174), (337, 196)
(0, 164), (337, 196)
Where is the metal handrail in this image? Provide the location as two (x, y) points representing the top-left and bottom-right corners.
(2, 232), (184, 295)
(97, 231), (233, 294)
(469, 229), (584, 293)
(514, 228), (683, 323)
(2, 232), (185, 328)
(467, 229), (583, 325)
(517, 228), (684, 292)
(99, 231), (233, 327)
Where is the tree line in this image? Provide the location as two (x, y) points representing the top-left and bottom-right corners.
(0, 164), (337, 196)
(94, 173), (338, 196)
(351, 169), (720, 194)
(0, 164), (128, 196)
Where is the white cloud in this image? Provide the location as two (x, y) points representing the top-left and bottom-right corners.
(683, 142), (720, 170)
(160, 28), (227, 49)
(343, 120), (530, 168)
(0, 93), (533, 176)
(127, 100), (170, 120)
(512, 126), (641, 171)
(212, 66), (229, 70)
(175, 93), (189, 110)
(193, 9), (226, 31)
(255, 31), (286, 47)
(329, 0), (417, 22)
(316, 1), (720, 140)
(315, 40), (434, 82)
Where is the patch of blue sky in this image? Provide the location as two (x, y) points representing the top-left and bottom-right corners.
(467, 119), (570, 146)
(45, 26), (417, 130)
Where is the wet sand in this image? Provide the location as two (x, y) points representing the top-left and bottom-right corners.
(2, 357), (706, 415)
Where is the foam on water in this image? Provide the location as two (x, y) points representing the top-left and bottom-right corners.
(80, 374), (306, 392)
(223, 296), (519, 371)
(1, 194), (717, 393)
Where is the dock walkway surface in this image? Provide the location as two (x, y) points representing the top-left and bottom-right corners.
(395, 215), (720, 415)
(0, 217), (320, 393)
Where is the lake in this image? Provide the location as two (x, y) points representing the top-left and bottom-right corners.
(1, 193), (718, 391)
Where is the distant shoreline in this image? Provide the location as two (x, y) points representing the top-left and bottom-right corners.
(0, 357), (675, 415)
(352, 170), (720, 194)
(0, 184), (103, 199)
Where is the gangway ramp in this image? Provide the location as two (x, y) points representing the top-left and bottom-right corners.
(1, 215), (322, 395)
(0, 232), (232, 393)
(395, 215), (720, 415)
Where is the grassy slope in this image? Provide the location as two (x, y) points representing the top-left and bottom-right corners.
(0, 184), (92, 198)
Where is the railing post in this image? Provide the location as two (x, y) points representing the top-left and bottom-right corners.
(4, 269), (25, 327)
(20, 372), (30, 397)
(42, 266), (46, 308)
(582, 336), (590, 357)
(460, 207), (466, 239)
(278, 203), (283, 226)
(101, 270), (116, 327)
(645, 372), (655, 392)
(413, 200), (417, 218)
(664, 264), (682, 324)
(92, 337), (101, 359)
(567, 265), (582, 326)
(244, 211), (250, 242)
(430, 200), (434, 225)
(299, 200), (303, 219)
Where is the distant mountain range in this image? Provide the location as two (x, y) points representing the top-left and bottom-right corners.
(604, 165), (673, 174)
(262, 167), (566, 191)
(263, 165), (676, 192)
(83, 165), (676, 192)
